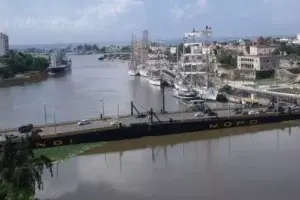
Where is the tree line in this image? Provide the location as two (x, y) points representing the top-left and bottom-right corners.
(0, 51), (50, 79)
(74, 44), (132, 53)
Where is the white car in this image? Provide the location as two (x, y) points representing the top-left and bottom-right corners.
(110, 120), (119, 125)
(78, 119), (91, 126)
(194, 112), (204, 117)
(248, 110), (259, 115)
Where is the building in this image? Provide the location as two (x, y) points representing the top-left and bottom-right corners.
(237, 45), (249, 55)
(0, 33), (9, 56)
(249, 45), (278, 56)
(237, 55), (279, 71)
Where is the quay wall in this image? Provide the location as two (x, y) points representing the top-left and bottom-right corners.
(31, 112), (300, 149)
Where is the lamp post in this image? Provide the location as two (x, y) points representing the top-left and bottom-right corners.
(52, 109), (56, 134)
(44, 103), (48, 127)
(100, 98), (105, 118)
(117, 102), (120, 122)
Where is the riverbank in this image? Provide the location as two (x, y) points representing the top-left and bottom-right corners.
(0, 71), (48, 88)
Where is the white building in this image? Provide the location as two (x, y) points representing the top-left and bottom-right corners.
(292, 33), (300, 45)
(0, 33), (9, 56)
(237, 55), (279, 71)
(249, 45), (278, 56)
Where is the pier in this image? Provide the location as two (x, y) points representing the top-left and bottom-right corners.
(1, 98), (298, 149)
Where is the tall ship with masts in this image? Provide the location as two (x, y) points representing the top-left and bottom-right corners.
(148, 41), (168, 86)
(175, 26), (218, 101)
(128, 34), (140, 76)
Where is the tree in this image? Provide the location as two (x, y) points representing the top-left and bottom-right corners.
(0, 136), (53, 200)
(0, 52), (49, 78)
(257, 36), (266, 45)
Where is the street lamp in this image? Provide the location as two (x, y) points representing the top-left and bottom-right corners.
(100, 98), (105, 119)
(52, 109), (57, 134)
(117, 102), (120, 122)
(44, 103), (48, 127)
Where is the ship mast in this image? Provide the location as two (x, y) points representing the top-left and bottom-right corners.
(201, 26), (212, 88)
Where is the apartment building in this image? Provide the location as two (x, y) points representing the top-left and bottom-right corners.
(249, 45), (278, 56)
(0, 33), (9, 56)
(237, 55), (279, 71)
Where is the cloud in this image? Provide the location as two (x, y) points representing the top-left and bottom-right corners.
(9, 0), (143, 31)
(170, 0), (208, 20)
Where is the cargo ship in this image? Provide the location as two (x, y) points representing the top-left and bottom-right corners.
(48, 50), (72, 75)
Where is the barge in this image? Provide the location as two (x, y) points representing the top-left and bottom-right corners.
(28, 108), (299, 149)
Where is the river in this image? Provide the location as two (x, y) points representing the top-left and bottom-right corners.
(2, 54), (300, 199)
(0, 54), (233, 129)
(36, 125), (300, 200)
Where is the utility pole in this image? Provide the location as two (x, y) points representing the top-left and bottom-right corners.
(161, 82), (165, 113)
(117, 102), (120, 121)
(228, 101), (230, 118)
(52, 109), (56, 134)
(44, 103), (48, 127)
(100, 99), (105, 118)
(176, 43), (179, 65)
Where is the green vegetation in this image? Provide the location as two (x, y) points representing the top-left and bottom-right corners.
(34, 142), (105, 161)
(0, 137), (53, 200)
(275, 43), (300, 56)
(0, 51), (49, 79)
(216, 53), (237, 67)
(219, 85), (234, 94)
(256, 70), (275, 80)
(75, 44), (100, 52)
(120, 45), (132, 52)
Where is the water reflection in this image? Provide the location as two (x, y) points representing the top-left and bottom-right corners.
(37, 125), (300, 200)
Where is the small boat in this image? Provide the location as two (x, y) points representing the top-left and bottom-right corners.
(128, 69), (139, 76)
(188, 99), (205, 107)
(139, 68), (149, 77)
(172, 89), (198, 100)
(149, 77), (161, 86)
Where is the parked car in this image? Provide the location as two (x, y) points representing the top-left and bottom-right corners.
(208, 111), (217, 116)
(18, 124), (33, 133)
(194, 112), (204, 117)
(234, 108), (243, 114)
(6, 134), (19, 139)
(78, 119), (91, 126)
(110, 120), (118, 125)
(242, 111), (249, 116)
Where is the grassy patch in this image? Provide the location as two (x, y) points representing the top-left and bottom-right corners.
(34, 142), (106, 161)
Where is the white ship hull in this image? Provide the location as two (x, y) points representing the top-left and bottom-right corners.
(128, 69), (139, 76)
(193, 87), (218, 101)
(174, 83), (189, 92)
(139, 69), (149, 77)
(149, 78), (161, 86)
(172, 90), (198, 100)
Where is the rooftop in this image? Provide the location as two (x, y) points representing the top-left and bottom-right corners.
(251, 45), (280, 48)
(237, 55), (279, 58)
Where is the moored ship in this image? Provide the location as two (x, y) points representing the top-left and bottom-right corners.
(48, 50), (72, 75)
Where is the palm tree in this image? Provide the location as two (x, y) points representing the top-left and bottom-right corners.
(0, 136), (53, 200)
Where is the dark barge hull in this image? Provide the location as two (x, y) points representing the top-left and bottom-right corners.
(31, 112), (300, 149)
(48, 64), (71, 74)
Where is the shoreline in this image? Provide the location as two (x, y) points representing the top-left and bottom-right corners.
(0, 72), (48, 88)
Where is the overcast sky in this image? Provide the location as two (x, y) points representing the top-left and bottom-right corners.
(0, 0), (299, 45)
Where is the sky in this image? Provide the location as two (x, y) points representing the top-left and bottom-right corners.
(0, 0), (300, 45)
